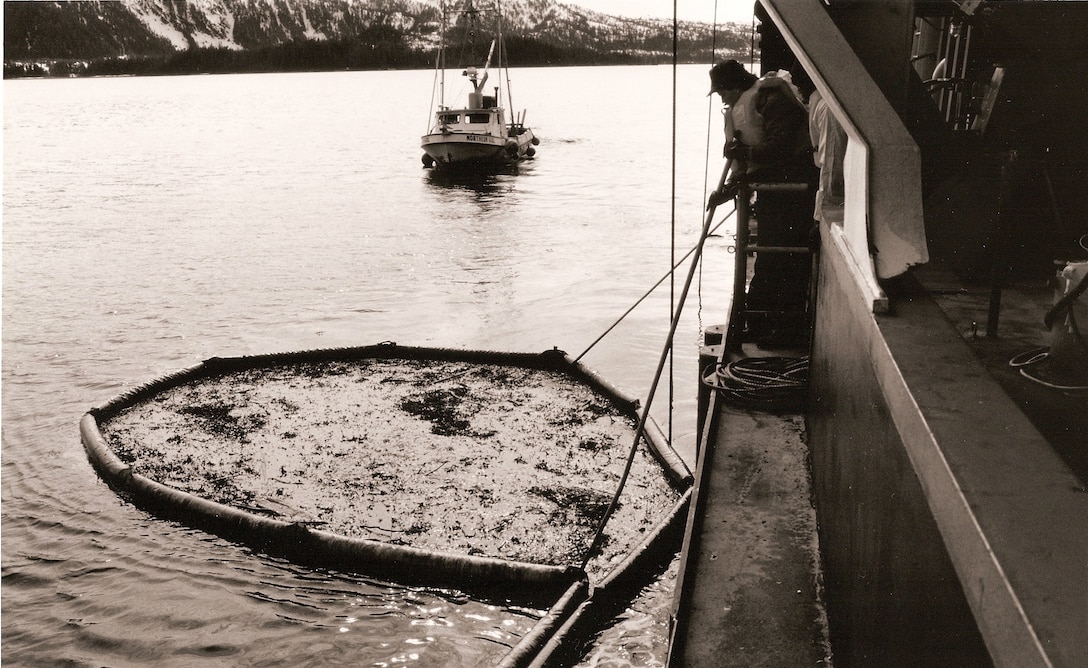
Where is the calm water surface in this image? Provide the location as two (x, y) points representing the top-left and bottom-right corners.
(3, 65), (736, 666)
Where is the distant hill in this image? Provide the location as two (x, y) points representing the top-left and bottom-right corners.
(3, 0), (751, 78)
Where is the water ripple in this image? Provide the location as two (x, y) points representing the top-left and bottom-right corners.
(4, 65), (728, 666)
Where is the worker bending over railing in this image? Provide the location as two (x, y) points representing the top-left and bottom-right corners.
(707, 60), (818, 348)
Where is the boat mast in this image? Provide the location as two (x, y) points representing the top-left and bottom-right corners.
(496, 0), (508, 112)
(439, 0), (446, 108)
(493, 0), (520, 126)
(464, 0), (478, 69)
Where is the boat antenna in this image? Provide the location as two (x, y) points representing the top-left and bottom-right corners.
(427, 47), (442, 128)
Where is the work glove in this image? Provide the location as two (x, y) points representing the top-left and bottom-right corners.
(706, 181), (740, 210)
(724, 139), (749, 161)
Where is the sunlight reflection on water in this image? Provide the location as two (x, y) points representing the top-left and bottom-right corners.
(3, 65), (734, 665)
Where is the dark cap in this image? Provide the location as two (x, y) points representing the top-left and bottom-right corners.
(708, 60), (757, 96)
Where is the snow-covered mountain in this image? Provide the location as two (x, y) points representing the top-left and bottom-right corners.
(4, 0), (747, 75)
(117, 0), (441, 51)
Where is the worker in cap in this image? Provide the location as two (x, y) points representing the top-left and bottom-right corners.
(707, 59), (817, 346)
(708, 59), (758, 103)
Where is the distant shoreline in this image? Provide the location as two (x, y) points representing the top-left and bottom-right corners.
(4, 45), (731, 80)
(3, 59), (715, 80)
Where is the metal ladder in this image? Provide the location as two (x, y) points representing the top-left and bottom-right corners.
(726, 181), (819, 348)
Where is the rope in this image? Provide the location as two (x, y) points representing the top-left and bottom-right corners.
(702, 356), (810, 412)
(581, 161), (735, 569)
(669, 0), (680, 448)
(574, 205), (736, 363)
(1008, 347), (1050, 368)
(580, 4), (739, 567)
(1011, 350), (1088, 391)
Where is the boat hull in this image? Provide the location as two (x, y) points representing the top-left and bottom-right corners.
(422, 128), (536, 170)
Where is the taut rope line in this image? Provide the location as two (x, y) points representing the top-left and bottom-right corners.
(573, 204), (736, 364)
(581, 6), (736, 565)
(669, 0), (680, 449)
(582, 159), (735, 568)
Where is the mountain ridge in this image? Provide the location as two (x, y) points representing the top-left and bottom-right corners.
(3, 0), (750, 78)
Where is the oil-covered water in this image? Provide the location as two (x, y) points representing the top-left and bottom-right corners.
(3, 65), (735, 666)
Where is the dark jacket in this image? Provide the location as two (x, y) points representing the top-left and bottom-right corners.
(743, 86), (816, 183)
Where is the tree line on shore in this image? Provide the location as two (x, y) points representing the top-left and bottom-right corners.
(6, 36), (726, 79)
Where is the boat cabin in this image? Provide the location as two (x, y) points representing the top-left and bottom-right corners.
(433, 92), (506, 133)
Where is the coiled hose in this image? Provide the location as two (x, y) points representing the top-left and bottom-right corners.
(702, 356), (809, 413)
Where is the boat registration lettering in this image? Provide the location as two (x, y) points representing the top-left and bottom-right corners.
(466, 134), (490, 143)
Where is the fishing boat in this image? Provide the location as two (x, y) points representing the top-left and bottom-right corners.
(80, 343), (691, 664)
(420, 0), (538, 171)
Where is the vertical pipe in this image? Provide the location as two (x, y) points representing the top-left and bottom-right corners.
(728, 185), (753, 346)
(956, 25), (973, 129)
(987, 150), (1019, 338)
(937, 18), (952, 121)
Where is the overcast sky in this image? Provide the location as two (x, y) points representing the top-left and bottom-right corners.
(567, 0), (755, 24)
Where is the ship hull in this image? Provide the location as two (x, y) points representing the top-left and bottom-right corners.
(421, 128), (535, 170)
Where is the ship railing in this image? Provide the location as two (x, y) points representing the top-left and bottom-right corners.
(761, 0), (930, 314)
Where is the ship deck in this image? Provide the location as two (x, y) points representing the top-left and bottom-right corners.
(670, 265), (1086, 666)
(669, 0), (1086, 662)
(915, 266), (1088, 484)
(669, 339), (832, 667)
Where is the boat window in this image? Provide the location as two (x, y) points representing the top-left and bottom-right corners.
(439, 113), (460, 124)
(467, 113), (491, 124)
